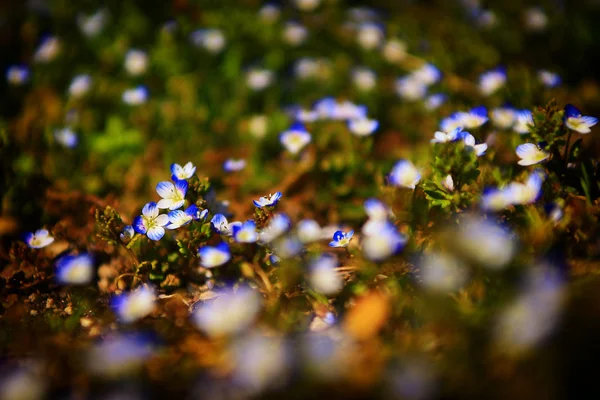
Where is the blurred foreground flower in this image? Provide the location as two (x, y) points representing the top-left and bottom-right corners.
(112, 285), (156, 323)
(56, 253), (94, 285)
(191, 286), (261, 337)
(87, 334), (154, 378)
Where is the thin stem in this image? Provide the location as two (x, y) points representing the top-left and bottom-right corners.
(251, 263), (273, 293)
(563, 130), (573, 166)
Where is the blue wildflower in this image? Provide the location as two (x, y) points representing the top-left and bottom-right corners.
(133, 202), (170, 241)
(24, 229), (54, 249)
(166, 204), (205, 230)
(198, 242), (231, 268)
(329, 230), (354, 248)
(233, 221), (259, 243)
(259, 213), (291, 243)
(514, 109), (533, 134)
(280, 123), (311, 154)
(253, 192), (282, 208)
(538, 70), (561, 88)
(122, 85), (148, 105)
(564, 104), (598, 134)
(54, 127), (78, 148)
(211, 213), (242, 236)
(170, 162), (196, 181)
(120, 225), (135, 241)
(156, 179), (188, 210)
(424, 93), (447, 110)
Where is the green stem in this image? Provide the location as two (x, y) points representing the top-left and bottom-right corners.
(563, 130), (573, 166)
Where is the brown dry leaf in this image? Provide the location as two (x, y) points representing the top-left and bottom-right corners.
(343, 291), (391, 341)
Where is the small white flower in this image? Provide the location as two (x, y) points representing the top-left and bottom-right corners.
(356, 22), (384, 50)
(382, 38), (407, 63)
(6, 66), (29, 86)
(479, 67), (507, 96)
(351, 67), (377, 92)
(396, 76), (427, 101)
(56, 253), (94, 285)
(516, 143), (549, 166)
(198, 242), (231, 268)
(34, 37), (60, 63)
(419, 252), (467, 292)
(513, 110), (533, 134)
(296, 219), (322, 243)
(491, 107), (516, 129)
(249, 115), (269, 138)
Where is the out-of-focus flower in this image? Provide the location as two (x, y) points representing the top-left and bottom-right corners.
(112, 285), (156, 323)
(233, 221), (259, 243)
(418, 252), (468, 292)
(280, 123), (311, 154)
(329, 230), (354, 248)
(198, 242), (231, 268)
(424, 93), (447, 110)
(356, 22), (384, 50)
(6, 65), (29, 86)
(192, 286), (261, 337)
(491, 106), (516, 129)
(301, 330), (354, 381)
(538, 70), (561, 88)
(24, 229), (54, 249)
(481, 187), (512, 212)
(442, 175), (454, 191)
(253, 192), (282, 208)
(283, 21), (308, 46)
(68, 74), (92, 98)
(122, 86), (148, 105)
(308, 312), (336, 332)
(564, 104), (598, 134)
(385, 360), (437, 400)
(120, 225), (135, 242)
(524, 7), (548, 32)
(223, 158), (246, 172)
(211, 214), (241, 236)
(513, 109), (533, 134)
(296, 219), (322, 243)
(348, 118), (379, 137)
(309, 253), (342, 295)
(56, 253), (94, 285)
(397, 81), (424, 103)
(413, 63), (442, 86)
(460, 106), (489, 129)
(156, 180), (188, 210)
(382, 38), (407, 63)
(124, 49), (148, 76)
(430, 127), (462, 143)
(259, 213), (291, 243)
(191, 29), (226, 53)
(170, 162), (196, 181)
(258, 3), (281, 22)
(294, 0), (321, 11)
(461, 131), (488, 156)
(54, 127), (78, 148)
(246, 68), (274, 91)
(0, 366), (45, 400)
(503, 171), (544, 205)
(494, 265), (564, 352)
(351, 67), (377, 91)
(389, 160), (421, 189)
(77, 9), (108, 37)
(272, 236), (303, 259)
(248, 115), (269, 138)
(34, 36), (60, 63)
(452, 215), (516, 269)
(87, 334), (154, 378)
(230, 333), (290, 394)
(166, 204), (204, 230)
(362, 223), (407, 262)
(364, 198), (391, 221)
(479, 66), (506, 95)
(133, 202), (170, 240)
(516, 143), (549, 166)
